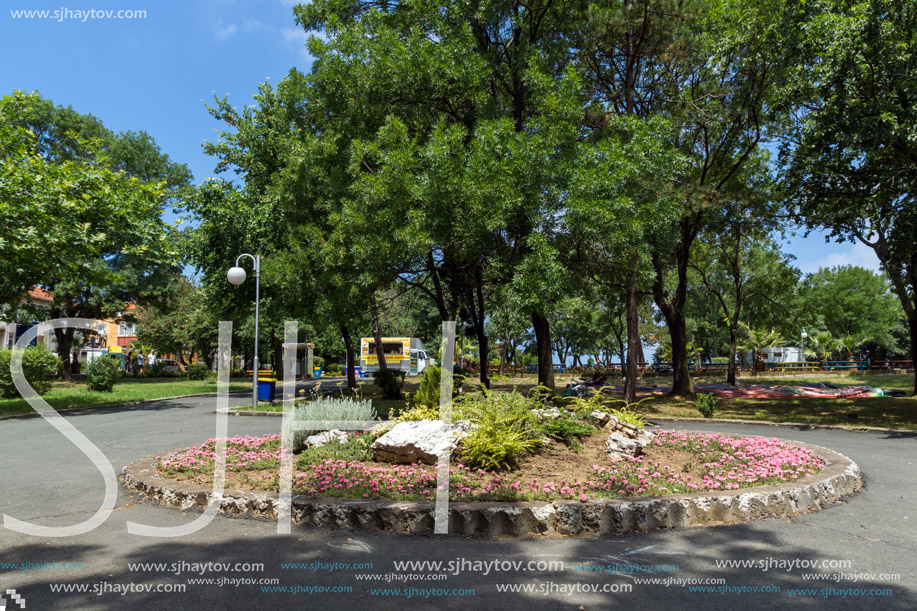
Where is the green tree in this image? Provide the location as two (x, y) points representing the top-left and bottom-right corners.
(580, 0), (790, 397)
(0, 91), (187, 378)
(295, 0), (589, 391)
(797, 267), (903, 357)
(779, 0), (917, 392)
(737, 322), (785, 377)
(135, 278), (220, 367)
(690, 178), (800, 385)
(804, 330), (841, 367)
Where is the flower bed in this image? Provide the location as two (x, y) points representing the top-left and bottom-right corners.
(154, 430), (824, 503)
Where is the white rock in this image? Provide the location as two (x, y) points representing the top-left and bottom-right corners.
(606, 432), (648, 457)
(533, 407), (563, 420)
(371, 420), (472, 465)
(591, 410), (611, 426)
(304, 430), (349, 448)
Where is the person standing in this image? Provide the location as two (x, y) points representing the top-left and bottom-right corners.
(148, 352), (156, 369)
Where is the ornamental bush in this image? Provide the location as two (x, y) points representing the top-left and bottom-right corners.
(86, 356), (120, 392)
(695, 393), (718, 418)
(372, 368), (406, 400)
(541, 415), (596, 451)
(412, 365), (441, 410)
(185, 363), (210, 380)
(454, 390), (544, 471)
(281, 396), (377, 451)
(0, 346), (61, 398)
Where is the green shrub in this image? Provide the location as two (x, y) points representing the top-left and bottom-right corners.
(148, 362), (181, 378)
(541, 416), (596, 451)
(0, 346), (61, 398)
(454, 390), (544, 471)
(413, 365), (441, 410)
(86, 357), (120, 392)
(282, 396), (377, 451)
(608, 408), (648, 429)
(393, 403), (440, 421)
(574, 395), (650, 429)
(230, 368), (248, 378)
(695, 393), (718, 418)
(185, 363), (210, 380)
(325, 363), (345, 376)
(312, 355), (325, 368)
(527, 384), (554, 404)
(372, 369), (406, 400)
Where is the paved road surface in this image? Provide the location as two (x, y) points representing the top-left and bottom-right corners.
(1, 394), (914, 609)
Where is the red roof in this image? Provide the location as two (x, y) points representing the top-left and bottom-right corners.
(28, 287), (53, 302)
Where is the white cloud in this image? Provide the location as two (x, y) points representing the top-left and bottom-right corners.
(281, 26), (317, 61)
(800, 241), (883, 275)
(215, 20), (238, 42)
(282, 26), (308, 44)
(243, 18), (268, 33)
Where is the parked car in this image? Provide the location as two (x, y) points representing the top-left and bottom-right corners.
(155, 359), (182, 373)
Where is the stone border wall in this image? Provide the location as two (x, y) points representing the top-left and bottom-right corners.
(120, 439), (861, 537)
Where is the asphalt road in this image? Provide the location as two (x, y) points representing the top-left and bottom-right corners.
(0, 393), (914, 610)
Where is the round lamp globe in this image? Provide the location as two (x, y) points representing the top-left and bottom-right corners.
(227, 266), (247, 285)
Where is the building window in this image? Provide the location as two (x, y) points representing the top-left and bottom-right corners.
(119, 321), (137, 336)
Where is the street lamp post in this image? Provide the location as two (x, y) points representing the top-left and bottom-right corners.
(801, 329), (808, 366)
(227, 254), (261, 411)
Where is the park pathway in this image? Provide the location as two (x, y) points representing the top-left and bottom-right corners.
(0, 394), (914, 610)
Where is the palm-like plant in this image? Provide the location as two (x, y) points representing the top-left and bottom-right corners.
(737, 322), (785, 377)
(655, 339), (703, 368)
(837, 334), (872, 361)
(804, 331), (842, 366)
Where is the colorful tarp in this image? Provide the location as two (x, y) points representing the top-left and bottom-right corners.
(599, 383), (905, 398)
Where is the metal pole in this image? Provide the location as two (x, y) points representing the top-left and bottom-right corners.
(253, 255), (260, 411)
(234, 253), (261, 411)
(801, 329), (805, 367)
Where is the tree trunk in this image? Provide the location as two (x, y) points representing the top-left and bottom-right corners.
(341, 324), (357, 389)
(53, 327), (76, 380)
(427, 251), (450, 322)
(498, 324), (509, 377)
(468, 282), (489, 389)
(624, 266), (640, 404)
(531, 311), (555, 392)
(727, 322), (739, 386)
(667, 314), (693, 395)
(271, 336), (284, 381)
(908, 311), (917, 395)
(369, 293), (387, 370)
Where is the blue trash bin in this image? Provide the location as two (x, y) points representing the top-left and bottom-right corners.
(257, 379), (276, 402)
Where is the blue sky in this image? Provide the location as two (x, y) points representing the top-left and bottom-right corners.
(2, 0), (882, 277)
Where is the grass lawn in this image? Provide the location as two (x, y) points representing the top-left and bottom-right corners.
(640, 394), (917, 430)
(226, 371), (917, 430)
(0, 378), (250, 418)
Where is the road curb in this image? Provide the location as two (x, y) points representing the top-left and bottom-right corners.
(647, 416), (917, 434)
(121, 438), (862, 537)
(226, 409), (283, 417)
(0, 391), (247, 421)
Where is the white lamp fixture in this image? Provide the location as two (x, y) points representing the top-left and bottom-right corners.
(226, 266), (247, 285)
(227, 254), (261, 410)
